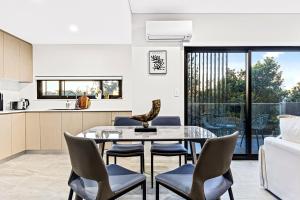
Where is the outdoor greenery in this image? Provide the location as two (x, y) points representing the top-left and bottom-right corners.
(227, 57), (299, 103)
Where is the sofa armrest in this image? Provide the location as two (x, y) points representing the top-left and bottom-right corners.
(264, 137), (300, 156)
(263, 137), (300, 200)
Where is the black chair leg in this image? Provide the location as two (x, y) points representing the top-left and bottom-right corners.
(106, 155), (109, 165)
(179, 155), (182, 166)
(228, 187), (234, 200)
(184, 154), (187, 164)
(255, 130), (260, 148)
(142, 155), (145, 172)
(114, 156), (117, 164)
(140, 155), (143, 174)
(142, 180), (146, 200)
(156, 182), (159, 200)
(151, 154), (154, 188)
(68, 188), (73, 200)
(239, 131), (245, 147)
(75, 194), (83, 200)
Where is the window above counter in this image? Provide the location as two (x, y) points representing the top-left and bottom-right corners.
(36, 76), (122, 99)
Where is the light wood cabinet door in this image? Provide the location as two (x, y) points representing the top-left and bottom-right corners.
(61, 112), (82, 151)
(0, 114), (12, 159)
(25, 113), (41, 150)
(40, 112), (62, 150)
(19, 41), (33, 82)
(11, 113), (26, 154)
(0, 31), (4, 78)
(82, 112), (112, 130)
(3, 33), (20, 80)
(111, 111), (132, 125)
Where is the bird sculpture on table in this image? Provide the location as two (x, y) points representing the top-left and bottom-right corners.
(131, 99), (161, 130)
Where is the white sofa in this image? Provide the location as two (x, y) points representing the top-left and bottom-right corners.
(260, 115), (300, 200)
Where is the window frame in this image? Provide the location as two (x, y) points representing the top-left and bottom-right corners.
(184, 46), (300, 160)
(37, 79), (122, 99)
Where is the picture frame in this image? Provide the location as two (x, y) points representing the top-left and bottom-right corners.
(149, 50), (167, 74)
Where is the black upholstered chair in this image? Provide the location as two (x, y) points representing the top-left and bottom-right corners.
(106, 117), (145, 173)
(155, 132), (238, 200)
(150, 116), (188, 188)
(64, 132), (146, 200)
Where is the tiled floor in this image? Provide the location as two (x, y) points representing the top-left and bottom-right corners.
(0, 152), (276, 200)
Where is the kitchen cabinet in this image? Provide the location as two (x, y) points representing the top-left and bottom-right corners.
(0, 111), (132, 160)
(3, 33), (20, 81)
(0, 30), (3, 78)
(11, 113), (26, 154)
(111, 111), (132, 125)
(40, 112), (62, 150)
(61, 112), (82, 151)
(25, 113), (41, 150)
(0, 114), (12, 160)
(19, 41), (33, 82)
(82, 112), (111, 130)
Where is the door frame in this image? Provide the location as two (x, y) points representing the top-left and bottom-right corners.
(184, 46), (300, 160)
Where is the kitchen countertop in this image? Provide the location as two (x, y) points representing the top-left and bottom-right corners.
(0, 109), (132, 114)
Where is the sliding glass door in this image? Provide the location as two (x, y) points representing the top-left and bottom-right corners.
(185, 47), (300, 158)
(251, 52), (300, 153)
(185, 51), (247, 154)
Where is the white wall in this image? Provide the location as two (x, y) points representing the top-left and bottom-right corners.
(20, 44), (132, 110)
(132, 13), (300, 121)
(0, 80), (21, 110)
(3, 13), (300, 116)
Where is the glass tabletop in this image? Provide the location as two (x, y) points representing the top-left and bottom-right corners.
(76, 126), (216, 142)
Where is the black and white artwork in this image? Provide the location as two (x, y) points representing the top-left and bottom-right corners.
(149, 50), (167, 74)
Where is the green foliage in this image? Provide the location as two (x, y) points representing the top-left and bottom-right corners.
(286, 82), (300, 102)
(226, 68), (246, 103)
(252, 57), (287, 103)
(224, 57), (287, 103)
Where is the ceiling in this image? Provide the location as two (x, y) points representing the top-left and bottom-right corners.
(129, 0), (300, 14)
(1, 0), (300, 44)
(0, 0), (131, 44)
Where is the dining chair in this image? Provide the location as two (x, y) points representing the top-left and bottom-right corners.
(64, 132), (146, 200)
(155, 131), (238, 200)
(150, 116), (188, 188)
(106, 117), (145, 173)
(239, 114), (269, 148)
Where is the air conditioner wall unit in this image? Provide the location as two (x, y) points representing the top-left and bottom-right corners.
(145, 21), (192, 42)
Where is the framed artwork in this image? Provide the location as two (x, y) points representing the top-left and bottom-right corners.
(149, 50), (167, 74)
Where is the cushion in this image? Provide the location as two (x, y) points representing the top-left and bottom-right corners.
(106, 143), (144, 155)
(279, 115), (300, 144)
(69, 164), (146, 200)
(151, 143), (187, 154)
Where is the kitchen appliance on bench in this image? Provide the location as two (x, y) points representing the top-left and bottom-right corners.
(10, 98), (30, 110)
(0, 92), (3, 111)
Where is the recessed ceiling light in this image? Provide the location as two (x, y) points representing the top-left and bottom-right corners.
(69, 24), (79, 32)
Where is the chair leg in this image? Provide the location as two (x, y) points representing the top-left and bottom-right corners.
(156, 182), (159, 200)
(239, 131), (245, 147)
(255, 130), (260, 148)
(142, 180), (146, 200)
(140, 155), (143, 174)
(142, 154), (145, 172)
(114, 156), (117, 164)
(228, 187), (234, 200)
(151, 153), (154, 188)
(179, 155), (182, 166)
(106, 155), (109, 165)
(184, 154), (187, 164)
(75, 194), (83, 200)
(68, 188), (73, 200)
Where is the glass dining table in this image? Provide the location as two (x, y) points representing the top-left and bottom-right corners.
(76, 126), (216, 164)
